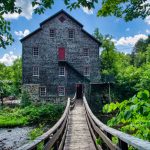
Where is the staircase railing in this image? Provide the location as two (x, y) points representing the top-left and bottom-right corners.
(17, 96), (76, 150)
(83, 96), (150, 150)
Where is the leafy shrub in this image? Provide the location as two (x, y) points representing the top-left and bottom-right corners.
(0, 107), (28, 127)
(28, 124), (44, 140)
(103, 90), (150, 141)
(28, 124), (44, 150)
(21, 90), (32, 107)
(0, 103), (64, 127)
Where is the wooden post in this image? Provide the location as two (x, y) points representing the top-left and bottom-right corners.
(119, 139), (128, 150)
(106, 132), (112, 140)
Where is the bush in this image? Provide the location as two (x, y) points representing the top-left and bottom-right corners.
(28, 124), (44, 150)
(0, 103), (64, 127)
(21, 90), (32, 107)
(103, 90), (150, 141)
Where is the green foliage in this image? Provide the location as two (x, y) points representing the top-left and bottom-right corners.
(96, 137), (102, 145)
(97, 0), (150, 21)
(0, 103), (64, 127)
(29, 124), (44, 140)
(103, 90), (150, 141)
(0, 107), (28, 127)
(28, 124), (44, 150)
(94, 28), (150, 100)
(0, 58), (22, 97)
(21, 90), (32, 107)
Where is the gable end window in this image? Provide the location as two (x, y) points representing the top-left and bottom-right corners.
(68, 29), (74, 39)
(83, 48), (89, 56)
(33, 66), (39, 76)
(59, 66), (65, 76)
(33, 47), (39, 57)
(84, 67), (90, 76)
(58, 86), (65, 96)
(50, 29), (55, 38)
(40, 87), (46, 96)
(59, 16), (66, 22)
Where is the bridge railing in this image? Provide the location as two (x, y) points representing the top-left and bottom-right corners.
(17, 97), (74, 150)
(83, 96), (150, 150)
(70, 92), (76, 110)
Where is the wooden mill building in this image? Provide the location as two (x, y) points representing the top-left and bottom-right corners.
(21, 10), (101, 102)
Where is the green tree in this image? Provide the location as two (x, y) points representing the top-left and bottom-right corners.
(0, 58), (22, 97)
(131, 36), (150, 67)
(1, 0), (150, 49)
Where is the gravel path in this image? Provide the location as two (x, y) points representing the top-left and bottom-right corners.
(0, 127), (33, 150)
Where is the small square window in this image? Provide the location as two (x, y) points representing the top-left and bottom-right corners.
(33, 47), (39, 57)
(84, 67), (90, 76)
(50, 29), (55, 38)
(83, 48), (89, 56)
(40, 87), (46, 96)
(33, 66), (39, 76)
(59, 66), (65, 76)
(68, 29), (74, 39)
(58, 86), (65, 96)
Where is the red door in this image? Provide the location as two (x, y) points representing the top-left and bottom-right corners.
(58, 48), (65, 60)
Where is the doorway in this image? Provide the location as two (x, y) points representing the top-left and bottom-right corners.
(58, 47), (65, 61)
(76, 84), (83, 99)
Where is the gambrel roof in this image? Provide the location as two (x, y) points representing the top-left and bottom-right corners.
(20, 9), (101, 45)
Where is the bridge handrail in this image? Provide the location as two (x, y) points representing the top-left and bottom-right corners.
(83, 96), (150, 150)
(17, 97), (71, 150)
(70, 92), (76, 110)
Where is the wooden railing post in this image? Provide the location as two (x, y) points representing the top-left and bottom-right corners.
(119, 139), (128, 150)
(106, 132), (112, 141)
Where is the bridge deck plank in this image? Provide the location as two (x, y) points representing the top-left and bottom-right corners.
(63, 99), (96, 150)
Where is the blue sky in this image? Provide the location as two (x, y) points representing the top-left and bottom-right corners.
(0, 0), (150, 65)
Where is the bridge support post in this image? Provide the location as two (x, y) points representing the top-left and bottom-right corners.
(119, 139), (128, 150)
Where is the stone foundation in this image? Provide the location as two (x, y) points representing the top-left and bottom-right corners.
(23, 84), (68, 103)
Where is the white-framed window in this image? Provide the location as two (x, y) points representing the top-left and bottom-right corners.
(33, 47), (39, 57)
(33, 66), (39, 76)
(68, 29), (74, 39)
(84, 67), (90, 76)
(50, 29), (55, 38)
(58, 86), (65, 96)
(83, 48), (89, 56)
(40, 87), (46, 96)
(59, 66), (65, 76)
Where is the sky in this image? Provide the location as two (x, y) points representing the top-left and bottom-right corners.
(0, 0), (150, 66)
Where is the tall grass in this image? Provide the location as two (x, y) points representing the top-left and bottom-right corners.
(0, 104), (64, 128)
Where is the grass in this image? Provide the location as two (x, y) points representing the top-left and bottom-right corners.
(0, 103), (64, 128)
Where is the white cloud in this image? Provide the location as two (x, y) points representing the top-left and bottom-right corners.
(126, 28), (130, 32)
(3, 0), (38, 20)
(81, 6), (93, 15)
(114, 34), (148, 46)
(146, 29), (150, 34)
(14, 29), (30, 38)
(145, 16), (150, 25)
(0, 52), (19, 66)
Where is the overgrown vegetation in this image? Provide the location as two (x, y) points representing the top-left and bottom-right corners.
(0, 103), (64, 127)
(0, 58), (22, 98)
(103, 90), (150, 141)
(28, 124), (44, 150)
(21, 90), (32, 107)
(94, 29), (150, 100)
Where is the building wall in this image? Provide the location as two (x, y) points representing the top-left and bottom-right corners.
(22, 12), (100, 101)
